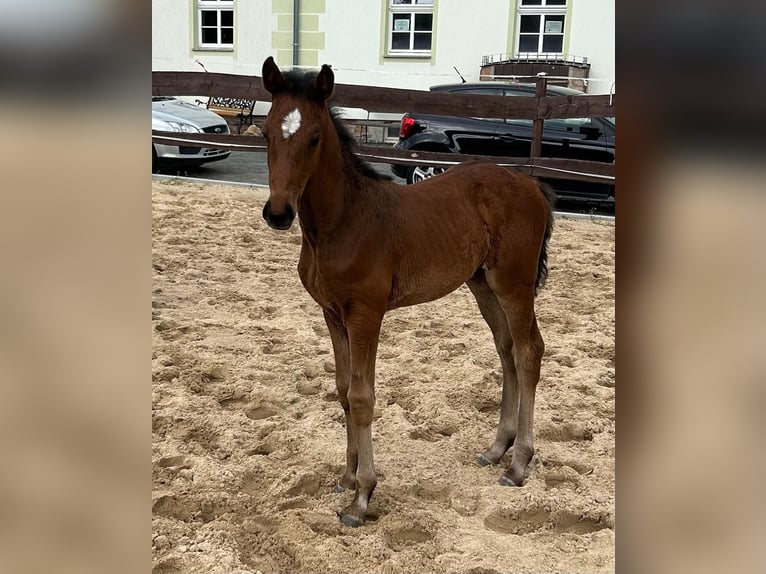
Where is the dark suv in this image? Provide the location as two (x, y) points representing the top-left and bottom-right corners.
(391, 82), (615, 204)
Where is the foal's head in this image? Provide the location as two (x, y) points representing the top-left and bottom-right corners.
(261, 56), (335, 230)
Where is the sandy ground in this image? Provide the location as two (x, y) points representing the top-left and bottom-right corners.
(151, 179), (615, 574)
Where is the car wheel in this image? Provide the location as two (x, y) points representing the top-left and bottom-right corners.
(406, 165), (446, 185)
(152, 145), (159, 174)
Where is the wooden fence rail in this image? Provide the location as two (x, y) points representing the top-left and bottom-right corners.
(152, 71), (615, 119)
(152, 71), (615, 184)
(152, 130), (614, 184)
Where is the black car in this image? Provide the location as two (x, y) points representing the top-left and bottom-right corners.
(391, 82), (615, 204)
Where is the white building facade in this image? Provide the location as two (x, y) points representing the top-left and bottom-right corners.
(152, 0), (614, 94)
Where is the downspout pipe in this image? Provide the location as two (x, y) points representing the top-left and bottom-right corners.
(293, 0), (300, 66)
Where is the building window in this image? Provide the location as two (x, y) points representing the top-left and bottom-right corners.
(517, 0), (566, 56)
(198, 0), (234, 49)
(388, 0), (434, 56)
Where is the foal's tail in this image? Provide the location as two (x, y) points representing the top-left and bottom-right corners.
(535, 181), (556, 295)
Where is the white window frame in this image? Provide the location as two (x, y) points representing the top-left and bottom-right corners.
(516, 0), (566, 57)
(197, 0), (234, 50)
(387, 0), (435, 57)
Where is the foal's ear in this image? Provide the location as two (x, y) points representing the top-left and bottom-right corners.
(315, 64), (334, 101)
(262, 56), (284, 94)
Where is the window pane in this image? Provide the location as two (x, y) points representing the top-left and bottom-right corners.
(520, 15), (540, 34)
(201, 11), (217, 26)
(546, 0), (567, 5)
(415, 0), (433, 4)
(392, 0), (413, 4)
(544, 15), (564, 33)
(393, 14), (410, 31)
(519, 35), (539, 52)
(221, 27), (234, 44)
(542, 35), (563, 52)
(413, 32), (431, 50)
(521, 0), (543, 5)
(201, 28), (218, 44)
(221, 10), (233, 26)
(391, 32), (410, 50)
(414, 13), (432, 31)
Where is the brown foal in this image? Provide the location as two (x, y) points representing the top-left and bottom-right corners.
(260, 57), (555, 527)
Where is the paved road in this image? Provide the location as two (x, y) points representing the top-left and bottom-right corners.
(156, 150), (406, 186)
(157, 151), (614, 216)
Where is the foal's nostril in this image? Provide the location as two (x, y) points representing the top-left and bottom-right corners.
(263, 200), (296, 230)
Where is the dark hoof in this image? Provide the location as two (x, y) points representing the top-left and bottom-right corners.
(340, 514), (364, 528)
(478, 454), (495, 467)
(498, 475), (519, 487)
(333, 483), (347, 493)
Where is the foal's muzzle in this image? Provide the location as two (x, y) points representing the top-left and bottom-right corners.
(262, 200), (296, 230)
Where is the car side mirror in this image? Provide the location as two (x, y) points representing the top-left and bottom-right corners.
(579, 123), (602, 140)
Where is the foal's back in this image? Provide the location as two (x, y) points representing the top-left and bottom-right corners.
(396, 161), (547, 224)
(383, 161), (549, 309)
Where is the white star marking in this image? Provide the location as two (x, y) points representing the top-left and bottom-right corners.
(281, 108), (302, 139)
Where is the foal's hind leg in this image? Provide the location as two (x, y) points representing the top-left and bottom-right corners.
(485, 274), (544, 487)
(323, 310), (357, 492)
(466, 271), (519, 466)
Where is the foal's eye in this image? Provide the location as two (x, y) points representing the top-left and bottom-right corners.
(309, 133), (320, 148)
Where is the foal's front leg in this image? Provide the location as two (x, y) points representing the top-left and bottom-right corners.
(338, 309), (382, 527)
(323, 310), (356, 491)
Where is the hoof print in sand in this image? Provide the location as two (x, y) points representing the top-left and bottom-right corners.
(484, 505), (609, 535)
(244, 404), (280, 420)
(284, 473), (321, 497)
(384, 520), (434, 551)
(157, 455), (194, 470)
(543, 465), (582, 490)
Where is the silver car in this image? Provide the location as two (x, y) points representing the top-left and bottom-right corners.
(152, 97), (231, 172)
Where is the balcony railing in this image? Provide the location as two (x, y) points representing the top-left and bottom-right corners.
(481, 53), (590, 67)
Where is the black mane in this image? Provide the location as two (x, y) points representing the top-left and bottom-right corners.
(329, 109), (391, 182)
(273, 69), (327, 102)
(277, 69), (392, 182)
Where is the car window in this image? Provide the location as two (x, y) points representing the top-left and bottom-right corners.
(454, 88), (506, 96)
(544, 117), (590, 131)
(504, 88), (536, 97)
(503, 118), (533, 127)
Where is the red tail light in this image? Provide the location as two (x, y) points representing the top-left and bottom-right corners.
(400, 115), (416, 138)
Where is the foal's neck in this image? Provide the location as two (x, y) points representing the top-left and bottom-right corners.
(299, 130), (356, 240)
